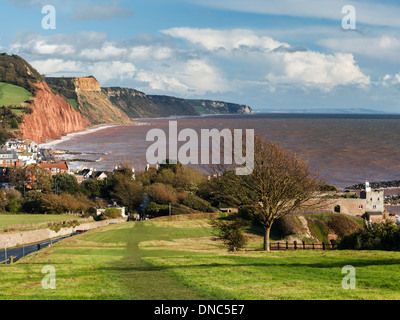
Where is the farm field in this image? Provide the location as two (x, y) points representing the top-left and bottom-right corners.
(0, 82), (31, 107)
(1, 217), (400, 300)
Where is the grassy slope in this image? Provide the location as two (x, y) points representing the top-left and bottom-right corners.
(0, 214), (89, 232)
(0, 82), (31, 107)
(1, 218), (400, 300)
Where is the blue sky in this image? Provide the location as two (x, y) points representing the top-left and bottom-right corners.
(1, 0), (400, 113)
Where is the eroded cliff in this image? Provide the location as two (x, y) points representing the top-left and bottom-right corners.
(18, 81), (90, 143)
(46, 76), (132, 125)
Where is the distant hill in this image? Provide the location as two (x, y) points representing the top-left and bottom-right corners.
(104, 86), (252, 119)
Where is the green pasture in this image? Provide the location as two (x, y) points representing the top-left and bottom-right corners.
(1, 217), (400, 300)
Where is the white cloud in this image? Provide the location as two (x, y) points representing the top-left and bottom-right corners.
(266, 51), (370, 89)
(163, 27), (371, 90)
(136, 59), (230, 96)
(30, 59), (82, 74)
(162, 27), (289, 52)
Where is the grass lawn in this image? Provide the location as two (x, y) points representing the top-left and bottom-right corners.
(1, 217), (400, 300)
(0, 214), (89, 232)
(0, 82), (31, 107)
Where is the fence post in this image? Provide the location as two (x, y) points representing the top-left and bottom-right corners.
(302, 241), (305, 250)
(294, 241), (297, 250)
(312, 243), (315, 250)
(286, 241), (289, 250)
(322, 242), (325, 250)
(277, 242), (280, 250)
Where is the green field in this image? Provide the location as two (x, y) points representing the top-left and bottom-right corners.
(0, 82), (31, 107)
(0, 214), (89, 232)
(1, 217), (400, 300)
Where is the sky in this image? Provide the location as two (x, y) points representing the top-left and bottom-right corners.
(1, 0), (400, 113)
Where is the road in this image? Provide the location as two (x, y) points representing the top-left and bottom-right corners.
(0, 234), (75, 264)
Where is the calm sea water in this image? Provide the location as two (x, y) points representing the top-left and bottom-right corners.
(40, 113), (400, 189)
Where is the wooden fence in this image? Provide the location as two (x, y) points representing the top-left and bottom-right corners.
(0, 256), (16, 265)
(270, 241), (336, 251)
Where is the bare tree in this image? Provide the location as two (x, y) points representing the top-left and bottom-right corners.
(210, 136), (324, 251)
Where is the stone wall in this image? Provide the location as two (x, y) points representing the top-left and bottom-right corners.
(0, 218), (127, 249)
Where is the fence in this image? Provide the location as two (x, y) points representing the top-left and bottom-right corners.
(270, 241), (336, 251)
(0, 256), (16, 265)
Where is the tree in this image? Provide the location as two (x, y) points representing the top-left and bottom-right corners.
(145, 182), (177, 205)
(210, 217), (250, 252)
(80, 179), (101, 198)
(53, 173), (78, 194)
(112, 165), (143, 212)
(210, 137), (324, 251)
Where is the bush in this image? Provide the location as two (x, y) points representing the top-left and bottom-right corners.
(210, 217), (250, 252)
(104, 208), (122, 219)
(145, 202), (169, 217)
(338, 221), (400, 251)
(145, 182), (177, 204)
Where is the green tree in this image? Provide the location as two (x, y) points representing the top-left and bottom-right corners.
(210, 217), (250, 252)
(53, 173), (78, 194)
(80, 179), (101, 198)
(11, 118), (19, 129)
(112, 166), (143, 212)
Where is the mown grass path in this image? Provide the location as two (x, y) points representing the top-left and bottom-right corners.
(104, 221), (211, 299)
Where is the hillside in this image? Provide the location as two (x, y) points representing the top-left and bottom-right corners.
(0, 53), (90, 143)
(103, 87), (196, 118)
(104, 86), (253, 119)
(45, 77), (132, 125)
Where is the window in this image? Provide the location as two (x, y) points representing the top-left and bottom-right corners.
(359, 205), (363, 209)
(373, 205), (377, 209)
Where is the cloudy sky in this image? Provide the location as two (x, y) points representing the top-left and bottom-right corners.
(1, 0), (400, 113)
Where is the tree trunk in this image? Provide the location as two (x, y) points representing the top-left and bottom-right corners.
(263, 227), (271, 251)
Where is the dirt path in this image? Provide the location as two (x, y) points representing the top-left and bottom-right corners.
(298, 216), (316, 240)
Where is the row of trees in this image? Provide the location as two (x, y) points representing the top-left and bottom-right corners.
(3, 135), (327, 251)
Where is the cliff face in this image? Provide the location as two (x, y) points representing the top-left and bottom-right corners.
(104, 87), (253, 118)
(185, 99), (253, 114)
(46, 76), (132, 125)
(18, 81), (90, 143)
(104, 87), (200, 118)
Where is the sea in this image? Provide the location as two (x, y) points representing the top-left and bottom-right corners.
(39, 113), (400, 190)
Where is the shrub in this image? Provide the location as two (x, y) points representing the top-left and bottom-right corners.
(338, 221), (400, 251)
(210, 217), (250, 252)
(104, 208), (122, 219)
(145, 182), (177, 204)
(145, 202), (169, 217)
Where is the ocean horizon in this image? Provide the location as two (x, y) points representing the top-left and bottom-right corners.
(41, 112), (400, 189)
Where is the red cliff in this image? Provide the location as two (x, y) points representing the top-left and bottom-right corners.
(18, 81), (90, 143)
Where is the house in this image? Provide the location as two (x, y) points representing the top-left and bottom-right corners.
(25, 162), (69, 189)
(2, 139), (38, 153)
(0, 151), (23, 168)
(38, 161), (69, 175)
(93, 171), (108, 181)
